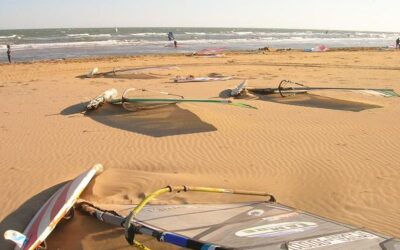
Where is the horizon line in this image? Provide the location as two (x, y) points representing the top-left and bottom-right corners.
(0, 26), (398, 34)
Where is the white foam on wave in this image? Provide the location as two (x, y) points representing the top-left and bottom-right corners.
(3, 35), (396, 52)
(185, 32), (207, 35)
(232, 31), (254, 35)
(7, 40), (139, 51)
(0, 34), (20, 39)
(130, 32), (165, 36)
(67, 33), (90, 37)
(65, 33), (112, 38)
(90, 34), (112, 38)
(0, 38), (262, 52)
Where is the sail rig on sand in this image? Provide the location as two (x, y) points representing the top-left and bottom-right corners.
(4, 166), (399, 250)
(85, 66), (180, 79)
(86, 88), (257, 111)
(77, 185), (400, 250)
(231, 80), (399, 98)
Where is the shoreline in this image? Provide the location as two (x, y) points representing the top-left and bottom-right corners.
(2, 26), (397, 64)
(0, 46), (396, 65)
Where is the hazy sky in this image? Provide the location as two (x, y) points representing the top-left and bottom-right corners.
(0, 0), (398, 32)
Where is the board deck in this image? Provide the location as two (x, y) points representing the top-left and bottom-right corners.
(94, 202), (399, 250)
(4, 164), (103, 250)
(174, 76), (233, 83)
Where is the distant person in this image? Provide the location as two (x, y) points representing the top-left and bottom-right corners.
(6, 44), (11, 63)
(168, 32), (175, 41)
(396, 38), (400, 49)
(174, 40), (178, 48)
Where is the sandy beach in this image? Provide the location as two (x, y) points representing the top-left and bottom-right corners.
(0, 49), (399, 249)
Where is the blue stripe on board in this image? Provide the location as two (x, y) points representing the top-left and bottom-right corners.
(163, 233), (189, 247)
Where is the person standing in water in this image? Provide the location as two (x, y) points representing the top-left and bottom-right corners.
(396, 38), (400, 49)
(174, 40), (178, 48)
(6, 44), (11, 63)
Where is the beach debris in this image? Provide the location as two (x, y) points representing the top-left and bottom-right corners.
(173, 75), (233, 83)
(230, 80), (399, 98)
(83, 66), (180, 79)
(258, 46), (270, 51)
(86, 88), (256, 112)
(191, 48), (225, 57)
(76, 183), (400, 250)
(276, 48), (292, 52)
(208, 72), (225, 77)
(304, 44), (329, 52)
(87, 67), (99, 78)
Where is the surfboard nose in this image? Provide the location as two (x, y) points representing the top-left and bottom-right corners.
(93, 164), (104, 175)
(4, 230), (27, 248)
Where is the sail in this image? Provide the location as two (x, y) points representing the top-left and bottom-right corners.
(81, 201), (400, 250)
(168, 32), (175, 41)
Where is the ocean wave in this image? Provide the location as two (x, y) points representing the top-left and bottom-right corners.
(65, 33), (112, 38)
(290, 36), (306, 40)
(67, 33), (90, 37)
(1, 34), (396, 53)
(0, 35), (16, 39)
(232, 31), (254, 35)
(185, 32), (207, 35)
(183, 31), (318, 37)
(7, 40), (138, 50)
(183, 32), (270, 37)
(90, 34), (112, 37)
(1, 38), (264, 51)
(130, 32), (165, 36)
(175, 38), (269, 44)
(0, 34), (22, 39)
(355, 32), (368, 36)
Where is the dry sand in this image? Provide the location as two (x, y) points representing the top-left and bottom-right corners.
(0, 50), (399, 249)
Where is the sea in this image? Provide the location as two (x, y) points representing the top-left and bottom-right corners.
(0, 27), (398, 62)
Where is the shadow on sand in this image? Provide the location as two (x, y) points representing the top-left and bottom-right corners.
(61, 103), (217, 137)
(76, 73), (160, 80)
(0, 177), (125, 250)
(0, 182), (67, 250)
(219, 89), (382, 112)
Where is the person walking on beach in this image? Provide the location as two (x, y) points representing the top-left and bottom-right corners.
(6, 44), (11, 63)
(396, 38), (400, 49)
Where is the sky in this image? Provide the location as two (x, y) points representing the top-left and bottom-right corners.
(0, 0), (398, 32)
